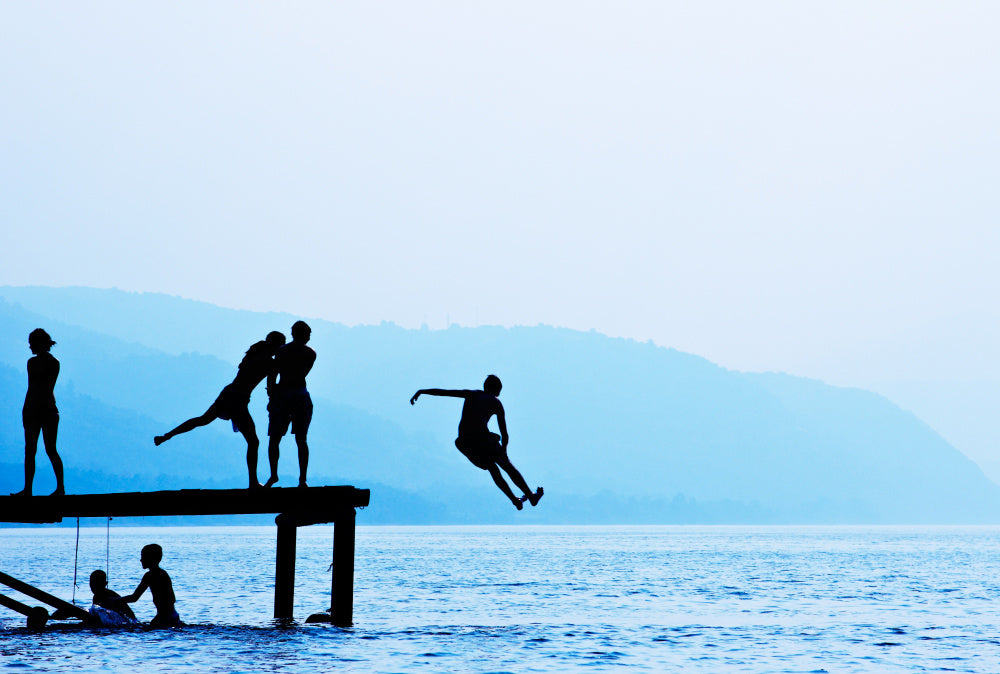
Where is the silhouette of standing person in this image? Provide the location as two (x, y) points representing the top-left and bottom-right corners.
(12, 329), (64, 497)
(154, 331), (285, 488)
(410, 375), (542, 510)
(264, 321), (316, 488)
(122, 543), (180, 628)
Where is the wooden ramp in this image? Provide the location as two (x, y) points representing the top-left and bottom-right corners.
(0, 570), (95, 629)
(0, 486), (370, 627)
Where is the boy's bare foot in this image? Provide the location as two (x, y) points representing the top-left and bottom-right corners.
(298, 481), (308, 488)
(511, 496), (524, 510)
(525, 487), (543, 507)
(154, 435), (167, 446)
(10, 489), (31, 497)
(249, 481), (263, 490)
(263, 476), (278, 488)
(50, 487), (65, 497)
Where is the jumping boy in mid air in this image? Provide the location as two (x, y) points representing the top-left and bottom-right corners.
(123, 543), (180, 628)
(410, 375), (542, 510)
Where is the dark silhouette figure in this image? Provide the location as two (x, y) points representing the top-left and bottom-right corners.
(265, 321), (316, 488)
(123, 544), (180, 628)
(89, 569), (137, 622)
(410, 375), (543, 510)
(154, 332), (286, 488)
(12, 329), (64, 497)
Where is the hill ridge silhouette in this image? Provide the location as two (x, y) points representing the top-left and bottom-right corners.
(2, 286), (998, 523)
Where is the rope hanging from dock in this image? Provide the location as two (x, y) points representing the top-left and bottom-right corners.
(105, 516), (111, 582)
(72, 517), (80, 604)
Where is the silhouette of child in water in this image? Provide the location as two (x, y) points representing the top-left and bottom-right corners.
(123, 544), (180, 628)
(411, 375), (543, 510)
(12, 329), (64, 497)
(265, 321), (317, 489)
(89, 569), (137, 623)
(154, 332), (285, 488)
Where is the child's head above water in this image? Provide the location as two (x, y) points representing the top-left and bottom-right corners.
(140, 543), (163, 568)
(89, 569), (107, 594)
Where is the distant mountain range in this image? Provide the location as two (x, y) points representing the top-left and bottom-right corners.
(1, 285), (998, 524)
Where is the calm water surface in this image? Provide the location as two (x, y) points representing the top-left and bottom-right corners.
(3, 525), (1000, 672)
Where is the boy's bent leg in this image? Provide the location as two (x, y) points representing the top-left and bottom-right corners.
(487, 464), (523, 509)
(497, 457), (532, 497)
(498, 457), (542, 506)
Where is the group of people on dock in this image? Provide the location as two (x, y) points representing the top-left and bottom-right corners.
(154, 320), (316, 490)
(11, 322), (317, 495)
(12, 323), (541, 510)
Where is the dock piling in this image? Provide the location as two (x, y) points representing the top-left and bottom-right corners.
(331, 506), (356, 627)
(274, 515), (298, 620)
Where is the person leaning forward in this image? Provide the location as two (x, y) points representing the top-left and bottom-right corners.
(154, 331), (285, 488)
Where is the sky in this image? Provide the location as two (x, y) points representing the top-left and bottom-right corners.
(2, 3), (1000, 473)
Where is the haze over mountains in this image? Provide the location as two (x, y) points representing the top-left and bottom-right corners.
(1, 286), (998, 524)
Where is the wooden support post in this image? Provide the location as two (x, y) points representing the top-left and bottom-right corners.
(331, 507), (356, 627)
(274, 515), (297, 620)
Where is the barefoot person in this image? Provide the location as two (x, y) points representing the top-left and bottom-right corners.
(12, 329), (65, 497)
(123, 544), (180, 628)
(264, 321), (316, 488)
(410, 375), (542, 510)
(154, 331), (285, 488)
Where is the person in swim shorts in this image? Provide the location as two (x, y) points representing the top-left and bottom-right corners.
(154, 331), (285, 488)
(410, 375), (542, 510)
(264, 321), (316, 488)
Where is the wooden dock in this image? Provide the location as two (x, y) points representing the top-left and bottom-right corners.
(0, 486), (370, 627)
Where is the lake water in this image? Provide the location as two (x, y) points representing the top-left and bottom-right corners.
(3, 525), (1000, 672)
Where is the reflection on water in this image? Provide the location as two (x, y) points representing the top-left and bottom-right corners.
(3, 525), (1000, 672)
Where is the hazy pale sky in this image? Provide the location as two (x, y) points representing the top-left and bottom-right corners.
(2, 2), (998, 395)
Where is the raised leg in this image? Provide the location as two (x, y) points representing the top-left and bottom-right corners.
(155, 411), (215, 445)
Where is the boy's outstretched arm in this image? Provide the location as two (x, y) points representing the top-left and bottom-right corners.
(410, 388), (468, 405)
(122, 576), (150, 604)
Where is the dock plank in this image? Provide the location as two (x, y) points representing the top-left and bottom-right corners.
(0, 486), (370, 523)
